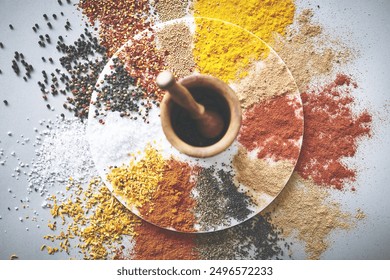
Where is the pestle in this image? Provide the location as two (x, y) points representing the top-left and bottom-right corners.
(156, 71), (225, 139)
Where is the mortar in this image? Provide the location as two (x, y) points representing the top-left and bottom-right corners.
(160, 74), (242, 158)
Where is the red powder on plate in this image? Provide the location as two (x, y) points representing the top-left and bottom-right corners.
(131, 222), (198, 260)
(238, 94), (303, 161)
(296, 74), (372, 189)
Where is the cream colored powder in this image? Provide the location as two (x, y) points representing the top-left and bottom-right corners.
(272, 9), (352, 92)
(233, 146), (294, 199)
(157, 22), (195, 78)
(233, 51), (297, 109)
(267, 172), (353, 259)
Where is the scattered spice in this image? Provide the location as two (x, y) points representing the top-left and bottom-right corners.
(272, 9), (352, 92)
(296, 74), (372, 189)
(131, 222), (197, 260)
(154, 0), (189, 22)
(78, 0), (151, 57)
(118, 33), (167, 101)
(107, 145), (165, 209)
(234, 52), (298, 109)
(45, 178), (140, 259)
(268, 173), (353, 259)
(140, 159), (198, 232)
(238, 93), (303, 162)
(193, 18), (269, 82)
(194, 0), (295, 44)
(233, 146), (294, 199)
(91, 57), (147, 121)
(156, 22), (195, 78)
(194, 166), (254, 231)
(196, 214), (286, 259)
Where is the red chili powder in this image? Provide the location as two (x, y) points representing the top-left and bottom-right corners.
(238, 94), (303, 161)
(131, 222), (198, 260)
(296, 74), (372, 189)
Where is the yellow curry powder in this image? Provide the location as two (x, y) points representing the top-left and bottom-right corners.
(44, 179), (140, 259)
(107, 145), (166, 209)
(194, 0), (296, 43)
(193, 18), (269, 82)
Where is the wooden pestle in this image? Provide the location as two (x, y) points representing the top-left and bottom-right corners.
(156, 71), (225, 139)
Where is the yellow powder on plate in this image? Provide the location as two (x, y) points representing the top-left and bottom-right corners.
(107, 145), (166, 209)
(233, 51), (298, 109)
(193, 18), (269, 82)
(193, 0), (295, 44)
(268, 172), (353, 259)
(233, 146), (294, 198)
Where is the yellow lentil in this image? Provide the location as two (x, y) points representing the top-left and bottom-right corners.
(193, 18), (269, 82)
(107, 145), (166, 209)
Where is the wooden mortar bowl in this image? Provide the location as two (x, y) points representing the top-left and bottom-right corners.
(160, 74), (242, 158)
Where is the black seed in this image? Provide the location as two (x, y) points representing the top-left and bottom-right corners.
(20, 53), (24, 59)
(58, 0), (63, 5)
(46, 104), (51, 109)
(49, 58), (54, 63)
(53, 14), (57, 19)
(41, 57), (46, 62)
(3, 100), (8, 105)
(23, 76), (27, 81)
(9, 24), (14, 30)
(61, 12), (64, 16)
(43, 14), (48, 20)
(32, 26), (37, 32)
(35, 23), (39, 29)
(60, 113), (65, 119)
(0, 42), (3, 48)
(47, 22), (53, 29)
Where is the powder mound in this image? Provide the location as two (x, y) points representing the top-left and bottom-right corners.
(238, 94), (303, 162)
(269, 173), (353, 259)
(131, 222), (198, 260)
(296, 74), (372, 189)
(194, 0), (295, 44)
(140, 159), (198, 232)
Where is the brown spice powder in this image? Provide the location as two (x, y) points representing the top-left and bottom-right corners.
(156, 22), (195, 78)
(139, 159), (198, 232)
(268, 173), (353, 259)
(234, 52), (298, 109)
(132, 222), (198, 260)
(233, 146), (294, 198)
(272, 9), (352, 92)
(154, 0), (189, 22)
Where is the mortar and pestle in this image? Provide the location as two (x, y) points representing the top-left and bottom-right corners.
(157, 71), (242, 158)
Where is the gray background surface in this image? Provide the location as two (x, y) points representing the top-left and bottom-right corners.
(1, 0), (390, 259)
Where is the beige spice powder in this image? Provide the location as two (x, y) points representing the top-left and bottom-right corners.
(267, 172), (353, 259)
(272, 9), (352, 92)
(154, 0), (189, 22)
(156, 22), (195, 78)
(233, 52), (297, 109)
(233, 146), (294, 199)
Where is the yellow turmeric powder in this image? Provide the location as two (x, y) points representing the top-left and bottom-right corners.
(194, 0), (296, 43)
(193, 18), (270, 82)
